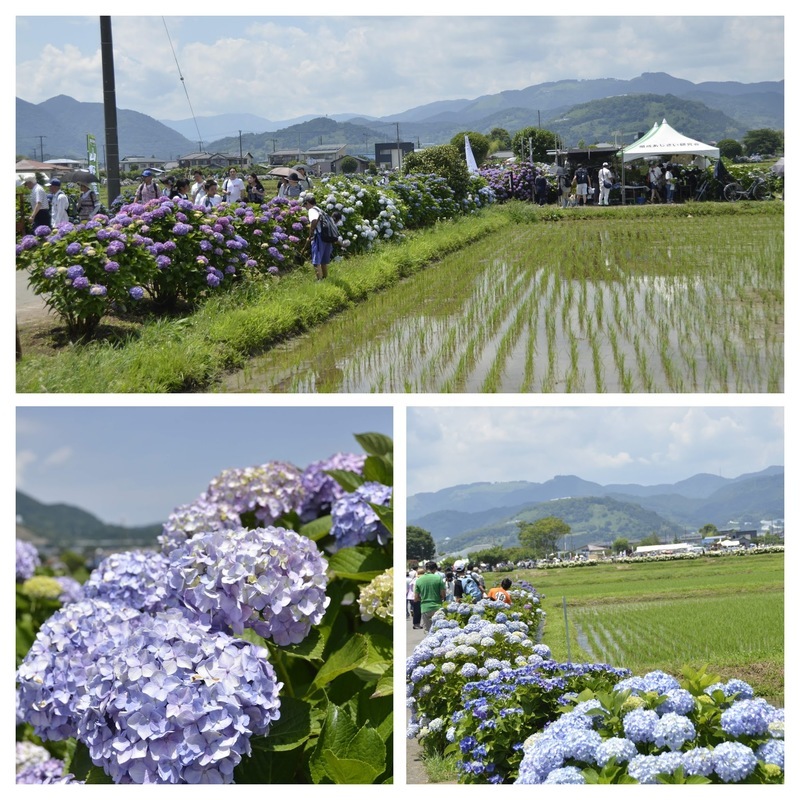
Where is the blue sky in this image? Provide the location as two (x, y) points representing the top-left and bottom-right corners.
(17, 406), (393, 525)
(407, 406), (784, 496)
(14, 10), (785, 126)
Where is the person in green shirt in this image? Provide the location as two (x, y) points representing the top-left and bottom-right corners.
(414, 561), (446, 632)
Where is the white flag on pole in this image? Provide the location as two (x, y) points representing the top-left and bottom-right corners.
(464, 135), (479, 174)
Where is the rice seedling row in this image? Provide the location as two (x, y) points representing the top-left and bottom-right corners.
(221, 212), (782, 392)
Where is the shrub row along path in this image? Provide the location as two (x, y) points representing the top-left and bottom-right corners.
(406, 617), (430, 784)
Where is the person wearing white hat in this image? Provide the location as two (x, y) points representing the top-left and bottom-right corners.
(47, 178), (69, 227)
(597, 162), (614, 206)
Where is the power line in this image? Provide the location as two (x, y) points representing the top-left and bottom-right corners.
(162, 18), (204, 151)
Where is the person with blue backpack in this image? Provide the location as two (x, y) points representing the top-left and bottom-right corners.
(303, 195), (340, 281)
(453, 560), (485, 601)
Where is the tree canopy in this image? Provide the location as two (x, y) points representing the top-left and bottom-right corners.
(407, 525), (436, 562)
(518, 516), (570, 559)
(450, 131), (490, 166)
(511, 127), (558, 162)
(742, 128), (783, 156)
(716, 139), (743, 160)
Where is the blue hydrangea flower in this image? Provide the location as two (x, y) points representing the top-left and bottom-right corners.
(622, 707), (660, 743)
(515, 737), (565, 784)
(16, 741), (50, 773)
(720, 698), (773, 737)
(296, 452), (366, 521)
(712, 741), (758, 783)
(166, 526), (329, 645)
(16, 539), (40, 581)
(657, 688), (695, 716)
(707, 679), (754, 700)
(329, 482), (392, 551)
(627, 753), (661, 784)
(77, 609), (281, 784)
(681, 746), (714, 777)
(205, 461), (305, 525)
(653, 712), (696, 751)
(543, 766), (585, 784)
(756, 739), (784, 769)
(595, 737), (638, 766)
(83, 550), (176, 612)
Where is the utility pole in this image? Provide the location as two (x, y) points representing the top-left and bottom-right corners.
(239, 130), (243, 166)
(100, 16), (120, 205)
(34, 135), (47, 162)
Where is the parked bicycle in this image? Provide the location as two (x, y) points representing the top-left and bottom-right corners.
(723, 175), (771, 201)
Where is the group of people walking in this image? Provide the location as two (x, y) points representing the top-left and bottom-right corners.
(406, 560), (514, 632)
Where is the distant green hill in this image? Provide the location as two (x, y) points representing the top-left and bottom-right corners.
(16, 490), (161, 550)
(439, 496), (683, 555)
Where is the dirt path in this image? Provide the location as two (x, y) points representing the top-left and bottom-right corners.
(406, 616), (429, 784)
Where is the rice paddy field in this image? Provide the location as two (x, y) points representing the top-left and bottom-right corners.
(221, 210), (783, 393)
(513, 553), (784, 704)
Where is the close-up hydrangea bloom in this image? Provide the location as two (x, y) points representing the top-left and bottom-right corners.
(329, 482), (392, 550)
(76, 609), (282, 784)
(720, 698), (774, 737)
(358, 567), (393, 623)
(167, 526), (330, 645)
(15, 756), (70, 784)
(83, 549), (176, 612)
(653, 711), (696, 751)
(16, 599), (143, 741)
(204, 461), (305, 525)
(16, 539), (41, 581)
(55, 575), (84, 604)
(711, 740), (758, 783)
(158, 497), (242, 552)
(21, 575), (63, 600)
(296, 452), (367, 521)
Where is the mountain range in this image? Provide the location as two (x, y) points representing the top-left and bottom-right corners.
(408, 467), (784, 554)
(16, 72), (783, 162)
(16, 490), (161, 552)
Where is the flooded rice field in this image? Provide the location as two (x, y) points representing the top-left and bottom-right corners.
(219, 216), (783, 393)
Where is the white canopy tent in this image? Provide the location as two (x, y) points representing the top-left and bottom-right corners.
(619, 119), (720, 163)
(617, 119), (720, 204)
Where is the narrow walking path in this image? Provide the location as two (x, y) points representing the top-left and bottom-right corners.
(406, 615), (428, 783)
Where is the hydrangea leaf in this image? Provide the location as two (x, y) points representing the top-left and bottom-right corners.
(325, 469), (366, 494)
(362, 455), (393, 487)
(320, 751), (382, 784)
(367, 502), (393, 535)
(353, 432), (393, 458)
(251, 696), (313, 752)
(299, 514), (333, 542)
(65, 739), (94, 781)
(281, 627), (326, 660)
(327, 545), (391, 581)
(371, 663), (394, 699)
(312, 634), (369, 690)
(309, 704), (359, 783)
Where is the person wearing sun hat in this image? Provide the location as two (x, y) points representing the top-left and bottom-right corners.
(597, 161), (614, 206)
(23, 176), (50, 228)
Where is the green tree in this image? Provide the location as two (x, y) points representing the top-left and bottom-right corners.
(611, 537), (630, 554)
(468, 545), (511, 568)
(518, 516), (570, 559)
(717, 138), (743, 160)
(511, 127), (558, 163)
(699, 523), (718, 537)
(339, 156), (359, 174)
(489, 127), (512, 150)
(450, 131), (490, 165)
(742, 128), (783, 156)
(637, 533), (662, 546)
(403, 144), (471, 200)
(407, 525), (436, 562)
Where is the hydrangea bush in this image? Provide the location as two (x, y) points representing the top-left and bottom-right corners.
(17, 169), (498, 338)
(16, 432), (393, 784)
(514, 665), (784, 784)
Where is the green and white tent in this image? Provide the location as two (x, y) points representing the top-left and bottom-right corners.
(619, 119), (719, 163)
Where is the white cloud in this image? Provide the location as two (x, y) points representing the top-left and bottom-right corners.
(16, 450), (37, 488)
(43, 446), (73, 468)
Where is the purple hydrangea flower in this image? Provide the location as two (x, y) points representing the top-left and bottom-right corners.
(653, 712), (696, 751)
(129, 286), (144, 300)
(16, 539), (40, 581)
(16, 757), (68, 784)
(66, 264), (84, 279)
(55, 575), (84, 604)
(89, 284), (107, 296)
(72, 276), (90, 290)
(16, 599), (143, 741)
(205, 461), (305, 525)
(65, 242), (82, 255)
(106, 240), (125, 255)
(20, 234), (38, 250)
(104, 260), (120, 272)
(43, 266), (58, 278)
(296, 452), (366, 522)
(158, 497), (242, 553)
(77, 609), (282, 784)
(166, 526), (330, 645)
(83, 550), (176, 612)
(329, 482), (393, 551)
